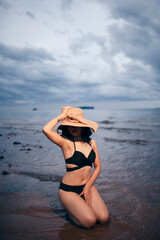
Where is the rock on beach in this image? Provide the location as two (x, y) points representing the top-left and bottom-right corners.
(13, 142), (21, 145)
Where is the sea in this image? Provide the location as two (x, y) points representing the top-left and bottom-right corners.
(0, 105), (160, 240)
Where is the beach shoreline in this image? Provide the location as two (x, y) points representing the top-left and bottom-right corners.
(0, 108), (160, 239)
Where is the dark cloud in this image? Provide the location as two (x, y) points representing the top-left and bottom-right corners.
(0, 43), (70, 103)
(0, 42), (101, 104)
(26, 11), (35, 19)
(0, 0), (10, 9)
(60, 0), (73, 10)
(0, 41), (104, 104)
(0, 43), (54, 62)
(108, 23), (160, 74)
(98, 0), (160, 82)
(70, 32), (106, 55)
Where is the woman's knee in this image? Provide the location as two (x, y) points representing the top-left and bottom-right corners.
(81, 212), (97, 228)
(98, 209), (109, 224)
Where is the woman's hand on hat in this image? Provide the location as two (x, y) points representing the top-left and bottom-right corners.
(58, 106), (73, 121)
(68, 114), (87, 124)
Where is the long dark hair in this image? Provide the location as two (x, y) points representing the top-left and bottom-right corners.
(58, 126), (92, 144)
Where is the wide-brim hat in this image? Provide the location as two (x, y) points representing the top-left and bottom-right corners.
(57, 107), (98, 133)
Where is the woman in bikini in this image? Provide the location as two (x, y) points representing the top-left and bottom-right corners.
(43, 106), (109, 228)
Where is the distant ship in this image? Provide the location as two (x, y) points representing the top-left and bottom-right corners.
(79, 106), (94, 109)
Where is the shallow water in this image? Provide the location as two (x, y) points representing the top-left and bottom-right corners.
(0, 106), (160, 239)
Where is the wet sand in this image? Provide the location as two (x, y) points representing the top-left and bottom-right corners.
(0, 186), (159, 240)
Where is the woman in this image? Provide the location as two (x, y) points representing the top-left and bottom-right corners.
(43, 106), (109, 228)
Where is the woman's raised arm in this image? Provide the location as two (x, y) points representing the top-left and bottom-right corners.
(43, 106), (72, 147)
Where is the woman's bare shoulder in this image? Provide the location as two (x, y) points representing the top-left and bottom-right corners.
(61, 137), (74, 150)
(90, 138), (97, 149)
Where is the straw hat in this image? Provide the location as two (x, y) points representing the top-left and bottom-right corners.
(57, 107), (98, 133)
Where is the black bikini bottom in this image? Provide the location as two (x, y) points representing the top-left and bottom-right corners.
(59, 181), (85, 200)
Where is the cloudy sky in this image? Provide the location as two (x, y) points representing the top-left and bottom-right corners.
(0, 0), (160, 107)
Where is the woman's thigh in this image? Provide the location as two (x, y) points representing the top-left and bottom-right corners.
(90, 185), (109, 224)
(58, 189), (96, 228)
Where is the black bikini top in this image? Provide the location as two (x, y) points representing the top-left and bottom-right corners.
(65, 141), (96, 172)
